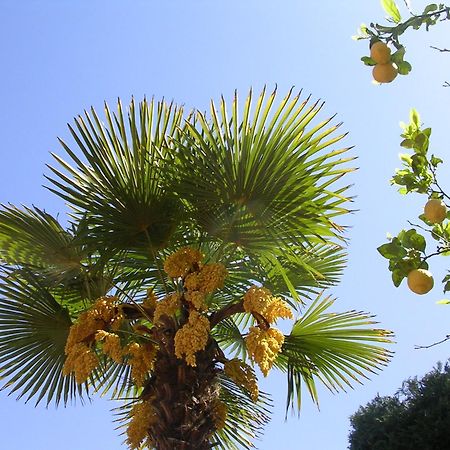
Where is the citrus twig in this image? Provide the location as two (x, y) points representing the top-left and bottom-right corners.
(414, 334), (450, 349)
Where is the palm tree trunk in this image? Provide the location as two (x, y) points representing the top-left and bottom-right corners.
(145, 327), (220, 450)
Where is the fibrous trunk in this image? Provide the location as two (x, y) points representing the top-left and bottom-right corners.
(143, 327), (220, 450)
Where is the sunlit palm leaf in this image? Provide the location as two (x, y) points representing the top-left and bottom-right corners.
(245, 242), (348, 307)
(211, 374), (272, 450)
(0, 206), (115, 308)
(93, 355), (135, 400)
(0, 205), (81, 273)
(211, 317), (248, 360)
(174, 87), (355, 253)
(0, 268), (85, 406)
(276, 293), (394, 414)
(46, 98), (187, 252)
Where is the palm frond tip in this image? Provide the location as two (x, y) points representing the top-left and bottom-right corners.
(276, 293), (394, 414)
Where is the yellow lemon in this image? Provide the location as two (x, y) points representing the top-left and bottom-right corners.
(370, 41), (391, 64)
(407, 269), (434, 295)
(372, 63), (398, 83)
(424, 198), (447, 224)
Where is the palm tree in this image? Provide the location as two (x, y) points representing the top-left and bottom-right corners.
(0, 88), (393, 450)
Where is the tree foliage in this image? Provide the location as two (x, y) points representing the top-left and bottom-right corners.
(377, 109), (450, 291)
(348, 361), (450, 450)
(356, 2), (450, 83)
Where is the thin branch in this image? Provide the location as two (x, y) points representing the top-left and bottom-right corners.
(407, 220), (430, 234)
(414, 334), (450, 349)
(407, 219), (450, 248)
(430, 45), (450, 52)
(422, 246), (450, 261)
(402, 0), (412, 13)
(405, 220), (450, 263)
(371, 7), (450, 43)
(430, 165), (450, 202)
(209, 299), (244, 328)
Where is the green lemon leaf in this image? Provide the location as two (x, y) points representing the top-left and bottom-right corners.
(399, 153), (412, 164)
(410, 108), (421, 127)
(377, 240), (407, 259)
(424, 4), (438, 14)
(436, 299), (450, 304)
(361, 56), (377, 66)
(397, 61), (412, 75)
(392, 269), (405, 287)
(391, 47), (406, 64)
(430, 155), (443, 167)
(381, 0), (402, 23)
(401, 229), (426, 252)
(400, 139), (414, 149)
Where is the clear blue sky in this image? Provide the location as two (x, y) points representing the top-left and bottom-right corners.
(1, 1), (450, 449)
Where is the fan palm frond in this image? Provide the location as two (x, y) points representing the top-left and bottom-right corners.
(0, 204), (81, 272)
(246, 242), (348, 307)
(0, 206), (116, 307)
(93, 355), (135, 400)
(174, 87), (355, 254)
(0, 268), (85, 406)
(212, 375), (272, 450)
(211, 317), (247, 360)
(276, 293), (394, 414)
(46, 98), (187, 252)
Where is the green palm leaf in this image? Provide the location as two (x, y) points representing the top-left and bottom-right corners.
(211, 375), (272, 450)
(0, 268), (85, 406)
(174, 87), (355, 253)
(93, 355), (135, 400)
(0, 204), (81, 272)
(276, 293), (394, 414)
(0, 206), (114, 306)
(211, 317), (248, 360)
(246, 242), (348, 307)
(46, 98), (186, 252)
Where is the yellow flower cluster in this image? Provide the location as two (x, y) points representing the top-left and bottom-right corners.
(163, 247), (203, 278)
(224, 358), (259, 401)
(185, 290), (207, 310)
(162, 247), (228, 311)
(183, 263), (227, 311)
(63, 296), (122, 383)
(184, 263), (228, 294)
(64, 314), (99, 352)
(124, 342), (158, 387)
(174, 311), (210, 366)
(126, 401), (155, 450)
(153, 293), (181, 323)
(91, 296), (120, 322)
(211, 399), (227, 431)
(62, 343), (97, 384)
(95, 331), (123, 363)
(143, 288), (157, 309)
(245, 326), (284, 376)
(243, 286), (293, 324)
